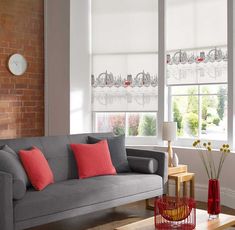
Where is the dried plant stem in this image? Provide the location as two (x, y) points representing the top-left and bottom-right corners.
(207, 150), (216, 179)
(211, 154), (217, 179)
(206, 150), (213, 178)
(217, 153), (228, 179)
(194, 141), (229, 180)
(197, 144), (210, 179)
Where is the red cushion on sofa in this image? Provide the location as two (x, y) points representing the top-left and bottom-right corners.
(70, 140), (116, 179)
(19, 147), (54, 191)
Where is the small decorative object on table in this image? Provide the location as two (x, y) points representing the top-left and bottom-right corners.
(172, 152), (179, 167)
(193, 140), (230, 220)
(162, 122), (177, 166)
(154, 196), (196, 229)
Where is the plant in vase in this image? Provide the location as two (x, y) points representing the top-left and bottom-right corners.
(192, 140), (230, 220)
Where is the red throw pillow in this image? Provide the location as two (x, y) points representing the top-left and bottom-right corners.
(70, 140), (116, 179)
(19, 147), (54, 191)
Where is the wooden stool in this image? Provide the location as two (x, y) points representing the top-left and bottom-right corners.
(168, 172), (195, 198)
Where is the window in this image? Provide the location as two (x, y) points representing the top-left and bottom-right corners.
(170, 84), (227, 140)
(95, 112), (157, 136)
(91, 0), (158, 144)
(166, 0), (227, 145)
(91, 0), (229, 146)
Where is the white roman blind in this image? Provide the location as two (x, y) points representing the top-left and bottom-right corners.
(91, 0), (158, 112)
(92, 0), (158, 53)
(92, 87), (158, 112)
(166, 0), (227, 86)
(166, 0), (228, 141)
(166, 48), (227, 86)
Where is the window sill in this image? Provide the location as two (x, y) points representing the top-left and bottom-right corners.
(126, 144), (234, 154)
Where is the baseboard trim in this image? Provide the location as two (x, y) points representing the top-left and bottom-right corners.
(168, 182), (235, 209)
(195, 183), (235, 209)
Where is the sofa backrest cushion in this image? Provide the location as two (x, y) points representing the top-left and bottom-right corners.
(0, 133), (114, 184)
(0, 148), (26, 199)
(1, 145), (30, 186)
(39, 135), (76, 182)
(87, 135), (130, 173)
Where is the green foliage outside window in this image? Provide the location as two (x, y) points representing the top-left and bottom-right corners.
(173, 101), (183, 135)
(187, 112), (199, 136)
(201, 120), (207, 131)
(172, 85), (227, 138)
(212, 117), (220, 126)
(128, 114), (140, 136)
(113, 126), (125, 135)
(187, 88), (198, 114)
(110, 114), (125, 135)
(138, 114), (156, 136)
(201, 88), (215, 121)
(217, 87), (226, 121)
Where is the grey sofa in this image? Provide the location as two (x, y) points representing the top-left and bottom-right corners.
(0, 133), (168, 230)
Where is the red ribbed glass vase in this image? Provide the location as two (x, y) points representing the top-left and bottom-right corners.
(208, 179), (221, 220)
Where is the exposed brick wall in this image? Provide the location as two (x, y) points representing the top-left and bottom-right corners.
(0, 0), (44, 138)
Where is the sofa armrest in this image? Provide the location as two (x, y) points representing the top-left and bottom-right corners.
(0, 171), (14, 230)
(126, 148), (168, 185)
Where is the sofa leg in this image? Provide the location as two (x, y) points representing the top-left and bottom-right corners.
(145, 199), (154, 210)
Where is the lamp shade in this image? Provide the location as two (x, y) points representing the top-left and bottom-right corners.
(162, 122), (177, 141)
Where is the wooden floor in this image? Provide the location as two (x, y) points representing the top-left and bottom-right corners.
(28, 200), (235, 230)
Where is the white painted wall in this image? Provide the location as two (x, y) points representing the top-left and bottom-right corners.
(70, 0), (92, 134)
(44, 0), (70, 135)
(129, 144), (235, 209)
(45, 0), (92, 135)
(168, 147), (235, 209)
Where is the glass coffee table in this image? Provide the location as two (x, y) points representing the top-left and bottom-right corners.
(115, 209), (235, 230)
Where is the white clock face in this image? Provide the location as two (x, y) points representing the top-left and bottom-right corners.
(8, 54), (27, 76)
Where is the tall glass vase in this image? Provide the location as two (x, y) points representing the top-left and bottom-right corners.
(208, 179), (221, 220)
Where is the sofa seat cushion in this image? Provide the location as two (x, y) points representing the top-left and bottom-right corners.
(14, 173), (162, 221)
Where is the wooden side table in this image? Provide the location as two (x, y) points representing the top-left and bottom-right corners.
(146, 164), (195, 210)
(168, 164), (188, 175)
(168, 172), (195, 198)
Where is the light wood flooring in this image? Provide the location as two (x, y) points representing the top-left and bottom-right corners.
(28, 200), (235, 230)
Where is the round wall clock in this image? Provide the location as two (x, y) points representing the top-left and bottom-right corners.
(8, 53), (27, 76)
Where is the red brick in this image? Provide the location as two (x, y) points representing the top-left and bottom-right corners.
(0, 101), (9, 108)
(15, 83), (28, 89)
(24, 101), (35, 106)
(0, 0), (44, 139)
(1, 83), (15, 89)
(0, 89), (9, 94)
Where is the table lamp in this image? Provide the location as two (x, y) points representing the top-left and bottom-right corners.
(162, 122), (177, 167)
